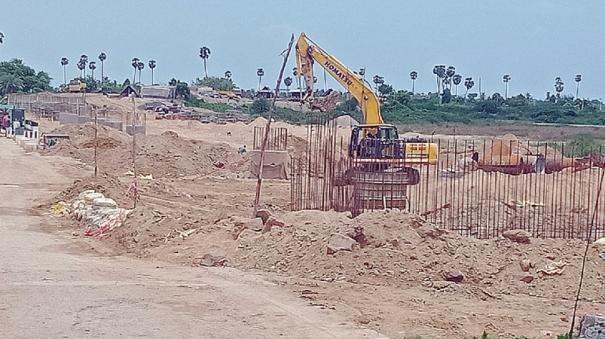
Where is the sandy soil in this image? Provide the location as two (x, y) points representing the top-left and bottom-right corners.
(0, 137), (381, 338)
(30, 105), (605, 339)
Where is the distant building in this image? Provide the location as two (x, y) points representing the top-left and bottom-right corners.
(140, 85), (176, 99)
(120, 85), (140, 97)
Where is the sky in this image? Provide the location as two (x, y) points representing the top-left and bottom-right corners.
(1, 0), (603, 99)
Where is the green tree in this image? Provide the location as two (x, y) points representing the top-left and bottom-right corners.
(441, 88), (452, 103)
(378, 83), (394, 97)
(199, 46), (211, 78)
(224, 70), (232, 80)
(250, 98), (270, 114)
(372, 74), (384, 92)
(0, 73), (24, 94)
(195, 76), (235, 91)
(0, 59), (52, 96)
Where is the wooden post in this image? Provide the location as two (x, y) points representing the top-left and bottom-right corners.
(131, 94), (138, 209)
(94, 107), (98, 177)
(253, 34), (295, 213)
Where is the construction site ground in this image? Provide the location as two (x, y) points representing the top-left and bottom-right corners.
(12, 97), (605, 338)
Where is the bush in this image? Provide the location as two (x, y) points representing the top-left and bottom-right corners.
(250, 98), (271, 115)
(195, 76), (236, 91)
(563, 134), (602, 157)
(185, 97), (230, 112)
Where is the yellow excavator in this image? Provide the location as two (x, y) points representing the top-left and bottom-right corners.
(295, 32), (437, 185)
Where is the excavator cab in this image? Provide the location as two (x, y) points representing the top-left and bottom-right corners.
(349, 123), (438, 173)
(349, 124), (402, 159)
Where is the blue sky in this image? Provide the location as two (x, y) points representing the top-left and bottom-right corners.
(1, 0), (603, 99)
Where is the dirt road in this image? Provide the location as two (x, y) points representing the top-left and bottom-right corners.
(0, 138), (382, 339)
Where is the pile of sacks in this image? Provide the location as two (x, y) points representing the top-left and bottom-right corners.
(51, 190), (132, 236)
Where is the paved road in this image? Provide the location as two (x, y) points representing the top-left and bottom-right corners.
(0, 138), (382, 339)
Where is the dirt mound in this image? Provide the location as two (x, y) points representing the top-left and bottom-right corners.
(42, 124), (250, 179)
(248, 117), (269, 127)
(330, 114), (359, 127)
(53, 175), (131, 207)
(208, 210), (604, 301)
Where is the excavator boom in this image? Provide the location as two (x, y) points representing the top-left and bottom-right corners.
(296, 33), (383, 125)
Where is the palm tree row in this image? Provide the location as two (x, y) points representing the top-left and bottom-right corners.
(60, 53), (160, 88)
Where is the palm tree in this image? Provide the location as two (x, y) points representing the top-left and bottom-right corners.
(554, 77), (564, 98)
(89, 61), (97, 81)
(575, 74), (582, 98)
(284, 76), (293, 94)
(256, 68), (264, 91)
(359, 68), (366, 82)
(432, 65), (446, 94)
(372, 75), (384, 93)
(137, 61), (145, 84)
(77, 60), (86, 79)
(445, 66), (456, 89)
(464, 77), (475, 98)
(131, 58), (140, 83)
(79, 55), (88, 78)
(452, 74), (462, 96)
(148, 60), (156, 85)
(409, 71), (418, 94)
(0, 74), (24, 94)
(199, 46), (211, 78)
(60, 57), (69, 86)
(224, 70), (232, 80)
(98, 52), (107, 85)
(502, 74), (511, 99)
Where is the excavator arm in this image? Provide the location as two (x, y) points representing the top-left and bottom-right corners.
(295, 33), (383, 125)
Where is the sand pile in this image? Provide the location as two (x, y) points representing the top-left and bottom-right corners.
(217, 210), (605, 300)
(330, 114), (359, 127)
(43, 124), (250, 179)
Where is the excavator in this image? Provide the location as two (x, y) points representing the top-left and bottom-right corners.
(295, 32), (438, 186)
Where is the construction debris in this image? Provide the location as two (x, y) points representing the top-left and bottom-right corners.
(52, 189), (132, 237)
(502, 229), (532, 244)
(326, 233), (357, 254)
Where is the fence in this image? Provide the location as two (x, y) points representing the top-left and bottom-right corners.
(291, 122), (605, 241)
(6, 93), (145, 135)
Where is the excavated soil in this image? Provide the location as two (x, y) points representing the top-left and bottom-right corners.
(41, 118), (605, 338)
